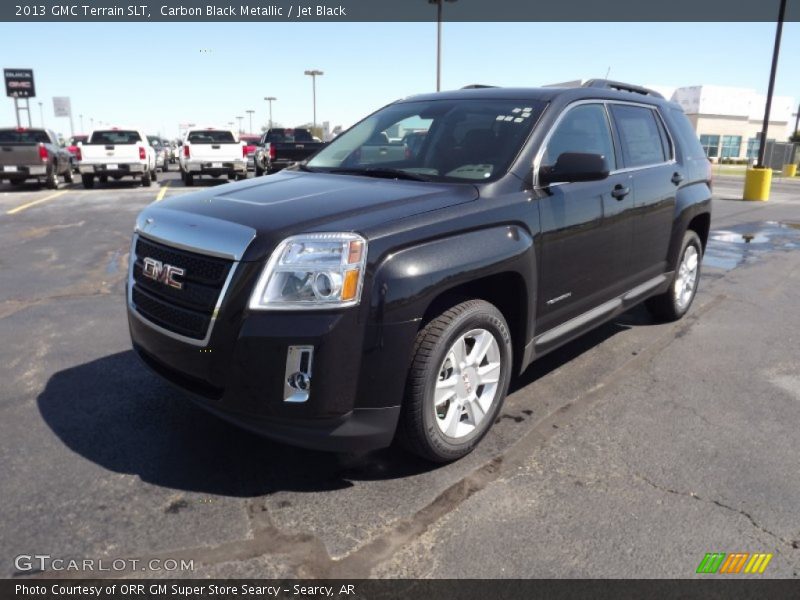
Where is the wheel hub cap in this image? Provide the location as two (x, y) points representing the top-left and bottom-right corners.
(674, 245), (699, 310)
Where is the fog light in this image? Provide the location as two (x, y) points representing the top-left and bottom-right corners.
(284, 345), (313, 403)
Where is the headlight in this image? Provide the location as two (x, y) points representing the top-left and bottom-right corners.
(248, 233), (368, 310)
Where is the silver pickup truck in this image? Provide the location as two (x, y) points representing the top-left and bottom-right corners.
(0, 127), (73, 188)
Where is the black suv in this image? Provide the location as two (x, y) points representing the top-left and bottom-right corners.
(127, 80), (712, 462)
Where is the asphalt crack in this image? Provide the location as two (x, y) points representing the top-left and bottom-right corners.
(635, 473), (797, 552)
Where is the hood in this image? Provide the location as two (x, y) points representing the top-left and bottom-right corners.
(148, 170), (478, 260)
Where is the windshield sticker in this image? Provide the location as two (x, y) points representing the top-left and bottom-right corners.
(446, 164), (494, 179)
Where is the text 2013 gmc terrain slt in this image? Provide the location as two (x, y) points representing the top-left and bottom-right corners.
(127, 81), (712, 462)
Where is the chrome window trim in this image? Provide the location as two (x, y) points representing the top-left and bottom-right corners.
(533, 98), (677, 189)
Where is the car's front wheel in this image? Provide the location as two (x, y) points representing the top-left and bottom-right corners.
(647, 230), (703, 321)
(397, 300), (512, 462)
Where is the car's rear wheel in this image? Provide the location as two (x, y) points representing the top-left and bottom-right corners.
(63, 165), (74, 183)
(184, 173), (194, 186)
(45, 166), (59, 189)
(99, 175), (108, 184)
(81, 174), (94, 189)
(397, 300), (512, 462)
(646, 230), (703, 321)
(151, 168), (157, 182)
(141, 169), (152, 187)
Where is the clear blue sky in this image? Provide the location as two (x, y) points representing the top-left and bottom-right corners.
(1, 21), (798, 139)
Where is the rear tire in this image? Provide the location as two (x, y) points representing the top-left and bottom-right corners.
(184, 173), (194, 187)
(397, 300), (512, 462)
(81, 174), (95, 189)
(255, 164), (264, 177)
(141, 169), (152, 187)
(63, 166), (74, 183)
(45, 166), (59, 189)
(99, 175), (108, 184)
(151, 168), (158, 182)
(646, 230), (703, 322)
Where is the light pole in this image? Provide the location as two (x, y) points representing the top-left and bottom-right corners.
(38, 102), (43, 127)
(90, 117), (94, 129)
(264, 96), (276, 129)
(236, 116), (243, 135)
(79, 114), (84, 132)
(304, 70), (324, 131)
(246, 109), (255, 135)
(428, 0), (457, 91)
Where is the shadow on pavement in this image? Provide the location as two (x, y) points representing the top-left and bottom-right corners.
(37, 350), (436, 497)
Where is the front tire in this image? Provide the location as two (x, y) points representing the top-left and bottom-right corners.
(646, 230), (703, 322)
(397, 300), (512, 462)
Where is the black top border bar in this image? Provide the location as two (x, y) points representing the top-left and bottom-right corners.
(2, 0), (800, 22)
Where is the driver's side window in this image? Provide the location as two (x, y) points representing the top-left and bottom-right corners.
(543, 104), (616, 171)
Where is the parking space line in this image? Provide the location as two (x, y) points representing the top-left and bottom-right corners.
(155, 182), (170, 202)
(6, 190), (68, 215)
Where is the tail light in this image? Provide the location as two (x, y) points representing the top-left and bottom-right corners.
(38, 143), (48, 161)
(242, 144), (248, 158)
(138, 146), (146, 160)
(268, 144), (276, 160)
(76, 147), (82, 161)
(184, 145), (190, 158)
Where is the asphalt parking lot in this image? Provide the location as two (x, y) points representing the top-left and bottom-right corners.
(1, 170), (799, 579)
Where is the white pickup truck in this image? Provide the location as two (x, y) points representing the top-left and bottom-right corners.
(78, 129), (156, 188)
(179, 129), (247, 186)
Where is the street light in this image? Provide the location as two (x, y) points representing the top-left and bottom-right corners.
(428, 0), (457, 91)
(79, 114), (84, 132)
(264, 96), (276, 129)
(246, 109), (255, 135)
(38, 102), (43, 127)
(236, 116), (243, 134)
(304, 70), (324, 131)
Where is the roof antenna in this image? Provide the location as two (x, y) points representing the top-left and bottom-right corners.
(604, 66), (611, 80)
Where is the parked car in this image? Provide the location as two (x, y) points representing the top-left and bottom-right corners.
(78, 128), (156, 188)
(147, 136), (170, 172)
(179, 128), (247, 186)
(0, 127), (73, 188)
(126, 80), (712, 462)
(66, 134), (88, 171)
(239, 134), (261, 171)
(253, 128), (324, 176)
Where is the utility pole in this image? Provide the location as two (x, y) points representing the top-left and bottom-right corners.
(264, 96), (276, 129)
(756, 0), (786, 169)
(38, 101), (43, 127)
(304, 70), (324, 131)
(236, 115), (243, 135)
(246, 109), (255, 135)
(79, 114), (84, 132)
(428, 0), (457, 91)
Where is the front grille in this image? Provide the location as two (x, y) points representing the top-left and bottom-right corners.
(130, 236), (234, 340)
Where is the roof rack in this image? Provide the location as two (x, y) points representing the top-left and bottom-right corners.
(581, 79), (664, 99)
(460, 84), (497, 89)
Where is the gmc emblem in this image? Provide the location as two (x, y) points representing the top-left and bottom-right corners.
(142, 257), (185, 290)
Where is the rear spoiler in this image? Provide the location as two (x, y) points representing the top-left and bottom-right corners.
(582, 79), (664, 99)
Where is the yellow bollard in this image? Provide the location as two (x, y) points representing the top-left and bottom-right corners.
(782, 164), (797, 177)
(743, 167), (772, 201)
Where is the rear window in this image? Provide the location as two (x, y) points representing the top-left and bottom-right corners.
(187, 131), (236, 144)
(666, 108), (706, 160)
(266, 129), (314, 143)
(0, 129), (50, 144)
(89, 130), (141, 145)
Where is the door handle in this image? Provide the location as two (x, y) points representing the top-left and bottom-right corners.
(611, 184), (630, 200)
(671, 172), (684, 185)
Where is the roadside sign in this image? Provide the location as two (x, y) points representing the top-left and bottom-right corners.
(53, 96), (71, 117)
(4, 68), (35, 98)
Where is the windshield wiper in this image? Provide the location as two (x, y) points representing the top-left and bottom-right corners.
(326, 167), (431, 182)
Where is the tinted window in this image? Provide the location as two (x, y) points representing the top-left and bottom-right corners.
(89, 130), (141, 145)
(308, 98), (546, 182)
(187, 130), (236, 144)
(266, 129), (313, 142)
(667, 108), (705, 160)
(0, 129), (50, 144)
(610, 105), (667, 167)
(542, 104), (616, 170)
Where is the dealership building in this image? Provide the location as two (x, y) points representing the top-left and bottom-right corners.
(662, 85), (796, 162)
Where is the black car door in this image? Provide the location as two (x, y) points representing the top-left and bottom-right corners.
(534, 102), (634, 336)
(608, 103), (678, 283)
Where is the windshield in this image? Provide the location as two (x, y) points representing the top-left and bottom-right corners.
(89, 130), (141, 144)
(0, 129), (50, 144)
(307, 98), (546, 182)
(187, 130), (236, 144)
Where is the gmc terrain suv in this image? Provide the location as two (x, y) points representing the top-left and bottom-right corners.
(127, 81), (712, 462)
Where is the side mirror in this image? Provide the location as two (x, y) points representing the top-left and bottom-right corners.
(539, 152), (610, 187)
